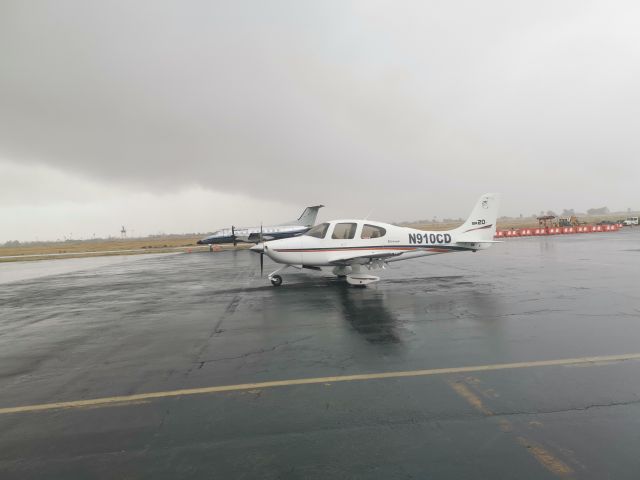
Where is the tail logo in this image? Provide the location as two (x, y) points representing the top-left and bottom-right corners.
(482, 199), (489, 209)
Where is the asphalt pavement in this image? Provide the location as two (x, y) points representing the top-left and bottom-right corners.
(1, 228), (640, 479)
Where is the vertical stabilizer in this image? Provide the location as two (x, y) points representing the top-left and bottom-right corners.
(288, 205), (324, 227)
(454, 193), (501, 241)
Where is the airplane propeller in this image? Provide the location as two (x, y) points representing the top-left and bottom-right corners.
(259, 223), (264, 276)
(249, 224), (266, 276)
(231, 225), (237, 247)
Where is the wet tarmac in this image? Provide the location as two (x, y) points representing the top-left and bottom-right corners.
(1, 229), (640, 479)
(0, 253), (179, 285)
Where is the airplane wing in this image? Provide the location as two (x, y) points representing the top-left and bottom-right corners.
(241, 233), (276, 243)
(328, 251), (403, 266)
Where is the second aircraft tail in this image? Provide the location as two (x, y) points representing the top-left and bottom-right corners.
(288, 205), (324, 227)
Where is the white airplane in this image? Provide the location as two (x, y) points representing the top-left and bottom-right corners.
(197, 205), (323, 245)
(251, 193), (501, 286)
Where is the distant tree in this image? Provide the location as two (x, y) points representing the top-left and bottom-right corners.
(587, 207), (609, 215)
(546, 210), (557, 217)
(561, 209), (575, 216)
(3, 240), (21, 247)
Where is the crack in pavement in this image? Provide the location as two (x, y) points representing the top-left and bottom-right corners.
(197, 335), (314, 368)
(184, 271), (257, 378)
(490, 397), (640, 418)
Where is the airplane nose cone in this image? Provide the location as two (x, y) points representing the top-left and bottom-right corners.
(250, 243), (265, 253)
(197, 240), (203, 245)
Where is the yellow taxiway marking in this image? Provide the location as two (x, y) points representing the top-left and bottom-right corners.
(447, 381), (493, 416)
(447, 375), (576, 477)
(516, 437), (574, 477)
(1, 352), (640, 416)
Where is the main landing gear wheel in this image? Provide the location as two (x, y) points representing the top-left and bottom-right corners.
(270, 275), (283, 287)
(346, 274), (379, 286)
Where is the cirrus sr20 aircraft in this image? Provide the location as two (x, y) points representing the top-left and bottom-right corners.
(251, 193), (501, 286)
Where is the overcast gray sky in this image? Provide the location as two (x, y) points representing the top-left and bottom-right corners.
(1, 0), (639, 242)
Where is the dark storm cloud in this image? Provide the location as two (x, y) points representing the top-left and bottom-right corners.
(1, 0), (639, 221)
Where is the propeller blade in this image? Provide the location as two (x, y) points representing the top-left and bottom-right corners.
(260, 223), (264, 276)
(232, 225), (237, 247)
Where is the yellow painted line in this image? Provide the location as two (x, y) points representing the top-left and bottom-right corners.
(447, 372), (576, 477)
(447, 381), (493, 416)
(1, 353), (640, 416)
(516, 437), (574, 477)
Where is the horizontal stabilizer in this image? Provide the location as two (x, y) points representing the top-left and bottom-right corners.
(456, 239), (503, 250)
(456, 239), (503, 245)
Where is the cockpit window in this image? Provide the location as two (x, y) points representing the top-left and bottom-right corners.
(305, 222), (329, 239)
(331, 223), (357, 240)
(361, 224), (386, 239)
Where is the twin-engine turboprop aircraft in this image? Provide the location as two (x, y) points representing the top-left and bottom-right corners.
(251, 193), (501, 286)
(197, 205), (323, 245)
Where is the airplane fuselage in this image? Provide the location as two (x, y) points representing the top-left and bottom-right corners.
(197, 205), (324, 245)
(262, 220), (491, 267)
(251, 193), (500, 286)
(197, 225), (310, 245)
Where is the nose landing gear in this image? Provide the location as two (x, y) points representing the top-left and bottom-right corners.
(268, 265), (290, 287)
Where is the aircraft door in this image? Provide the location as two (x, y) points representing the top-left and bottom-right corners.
(329, 222), (358, 251)
(331, 222), (358, 243)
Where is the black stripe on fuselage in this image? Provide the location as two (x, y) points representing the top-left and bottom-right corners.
(272, 244), (471, 253)
(463, 223), (493, 233)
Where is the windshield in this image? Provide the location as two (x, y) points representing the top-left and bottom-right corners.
(305, 223), (329, 239)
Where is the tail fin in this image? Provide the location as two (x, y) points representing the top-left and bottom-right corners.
(454, 193), (501, 242)
(288, 205), (324, 227)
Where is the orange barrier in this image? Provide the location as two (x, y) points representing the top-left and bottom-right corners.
(496, 224), (620, 238)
